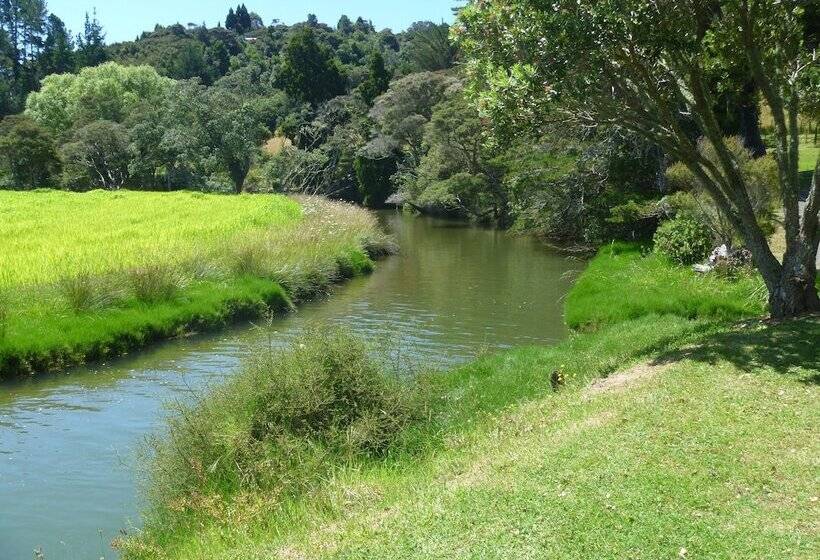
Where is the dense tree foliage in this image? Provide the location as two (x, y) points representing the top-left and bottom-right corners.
(457, 0), (820, 317)
(25, 62), (173, 134)
(276, 26), (346, 106)
(0, 114), (59, 187)
(61, 119), (130, 189)
(358, 51), (391, 105)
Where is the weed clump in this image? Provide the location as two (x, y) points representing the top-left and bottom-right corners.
(145, 326), (419, 528)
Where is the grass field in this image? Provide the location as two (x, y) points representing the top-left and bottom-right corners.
(120, 244), (819, 559)
(0, 190), (392, 379)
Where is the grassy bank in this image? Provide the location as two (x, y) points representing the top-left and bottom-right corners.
(565, 242), (767, 329)
(121, 244), (819, 559)
(0, 191), (392, 379)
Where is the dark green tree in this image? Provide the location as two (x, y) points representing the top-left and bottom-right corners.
(402, 21), (456, 71)
(354, 17), (373, 34)
(169, 81), (269, 193)
(76, 10), (106, 68)
(0, 115), (60, 188)
(337, 15), (353, 35)
(39, 14), (73, 75)
(355, 137), (399, 207)
(355, 153), (397, 208)
(236, 4), (251, 34)
(205, 39), (230, 80)
(358, 51), (391, 105)
(276, 26), (346, 106)
(61, 120), (131, 190)
(0, 28), (13, 114)
(225, 8), (237, 31)
(0, 0), (48, 112)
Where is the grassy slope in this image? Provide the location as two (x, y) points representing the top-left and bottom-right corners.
(565, 242), (766, 329)
(300, 318), (818, 560)
(123, 249), (819, 559)
(0, 191), (387, 378)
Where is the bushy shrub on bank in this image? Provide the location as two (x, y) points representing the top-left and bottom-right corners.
(144, 327), (420, 532)
(653, 216), (713, 265)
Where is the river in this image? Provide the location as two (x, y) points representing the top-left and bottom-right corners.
(0, 212), (583, 560)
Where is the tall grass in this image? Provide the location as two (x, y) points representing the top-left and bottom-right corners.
(0, 290), (8, 342)
(0, 190), (302, 287)
(141, 326), (419, 539)
(58, 270), (123, 312)
(0, 191), (394, 378)
(126, 263), (188, 303)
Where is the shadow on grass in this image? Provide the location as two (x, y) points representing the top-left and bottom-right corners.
(655, 314), (820, 384)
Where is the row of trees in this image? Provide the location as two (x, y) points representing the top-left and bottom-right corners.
(224, 4), (261, 35)
(1, 2), (455, 118)
(0, 11), (448, 195)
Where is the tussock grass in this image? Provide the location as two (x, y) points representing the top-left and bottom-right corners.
(0, 191), (393, 378)
(135, 327), (420, 549)
(58, 270), (123, 312)
(127, 263), (189, 303)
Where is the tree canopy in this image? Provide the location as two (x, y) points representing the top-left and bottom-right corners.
(457, 0), (820, 317)
(276, 26), (346, 106)
(25, 62), (173, 135)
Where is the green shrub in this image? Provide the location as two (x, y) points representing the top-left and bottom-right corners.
(653, 217), (713, 265)
(0, 115), (61, 189)
(145, 326), (419, 528)
(664, 137), (780, 245)
(355, 150), (398, 208)
(232, 239), (271, 278)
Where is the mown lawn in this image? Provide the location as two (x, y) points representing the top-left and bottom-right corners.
(0, 190), (391, 378)
(121, 244), (819, 559)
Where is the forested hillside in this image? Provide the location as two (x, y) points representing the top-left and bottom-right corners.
(1, 1), (818, 275)
(1, 1), (677, 247)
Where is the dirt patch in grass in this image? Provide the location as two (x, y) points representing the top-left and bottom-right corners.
(585, 361), (675, 397)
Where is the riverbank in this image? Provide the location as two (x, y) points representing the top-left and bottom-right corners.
(120, 244), (819, 559)
(0, 191), (392, 380)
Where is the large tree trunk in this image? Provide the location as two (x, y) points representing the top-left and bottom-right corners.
(769, 252), (820, 319)
(768, 164), (820, 319)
